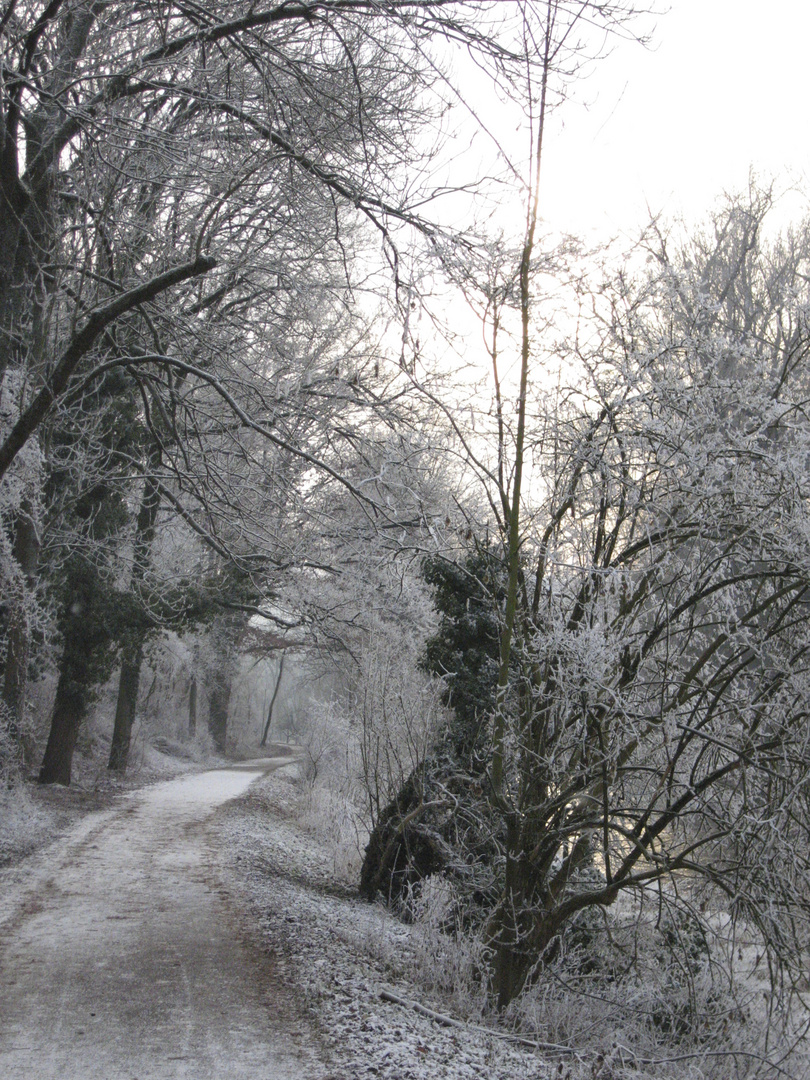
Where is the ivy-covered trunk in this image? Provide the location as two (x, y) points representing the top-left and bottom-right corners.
(204, 617), (244, 754)
(108, 473), (160, 773)
(38, 559), (117, 785)
(38, 585), (112, 785)
(359, 548), (505, 912)
(207, 668), (232, 754)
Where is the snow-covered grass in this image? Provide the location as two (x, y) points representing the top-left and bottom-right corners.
(0, 778), (59, 866)
(216, 772), (553, 1080)
(216, 769), (810, 1080)
(0, 714), (58, 865)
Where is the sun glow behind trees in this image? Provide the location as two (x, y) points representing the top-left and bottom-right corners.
(3, 5), (810, 1070)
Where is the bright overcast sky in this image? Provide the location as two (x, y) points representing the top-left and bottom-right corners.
(537, 0), (810, 241)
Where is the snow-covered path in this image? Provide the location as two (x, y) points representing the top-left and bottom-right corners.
(0, 762), (326, 1080)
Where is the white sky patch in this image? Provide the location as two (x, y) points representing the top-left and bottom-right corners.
(410, 1), (810, 404)
(538, 0), (810, 239)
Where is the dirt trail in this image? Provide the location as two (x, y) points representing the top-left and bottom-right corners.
(0, 762), (327, 1080)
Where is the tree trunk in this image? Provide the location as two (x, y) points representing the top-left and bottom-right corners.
(260, 651), (285, 746)
(38, 630), (95, 785)
(489, 815), (533, 1009)
(204, 617), (244, 754)
(106, 471), (159, 773)
(0, 2), (101, 376)
(208, 669), (232, 753)
(38, 555), (114, 785)
(187, 674), (197, 738)
(107, 639), (144, 773)
(487, 20), (551, 1008)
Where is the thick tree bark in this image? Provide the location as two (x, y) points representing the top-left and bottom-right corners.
(38, 553), (116, 786)
(207, 669), (232, 754)
(107, 640), (145, 773)
(205, 617), (244, 753)
(107, 472), (160, 773)
(38, 626), (96, 786)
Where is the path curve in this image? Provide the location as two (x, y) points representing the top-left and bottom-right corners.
(0, 761), (326, 1079)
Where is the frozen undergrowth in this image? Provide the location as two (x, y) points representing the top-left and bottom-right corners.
(216, 771), (555, 1080)
(216, 770), (805, 1080)
(0, 780), (59, 866)
(218, 795), (551, 1079)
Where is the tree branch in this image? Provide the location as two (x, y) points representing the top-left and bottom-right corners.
(0, 255), (216, 482)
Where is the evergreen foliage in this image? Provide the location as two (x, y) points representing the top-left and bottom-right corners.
(360, 545), (506, 916)
(420, 547), (505, 765)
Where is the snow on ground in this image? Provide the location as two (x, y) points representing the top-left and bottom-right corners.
(0, 759), (327, 1080)
(214, 769), (810, 1080)
(3, 751), (805, 1079)
(0, 742), (206, 868)
(214, 769), (567, 1080)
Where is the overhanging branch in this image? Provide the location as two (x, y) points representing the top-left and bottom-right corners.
(0, 255), (216, 483)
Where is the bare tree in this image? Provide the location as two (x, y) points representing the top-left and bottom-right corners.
(0, 1), (448, 773)
(387, 187), (810, 1035)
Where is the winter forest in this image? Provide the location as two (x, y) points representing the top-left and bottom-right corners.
(1, 2), (810, 1078)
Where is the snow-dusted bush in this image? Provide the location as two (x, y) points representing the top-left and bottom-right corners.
(405, 874), (491, 1018)
(0, 709), (55, 865)
(504, 892), (798, 1080)
(0, 706), (19, 784)
(0, 780), (56, 866)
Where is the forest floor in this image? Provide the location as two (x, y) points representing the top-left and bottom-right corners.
(0, 738), (213, 870)
(0, 753), (558, 1080)
(0, 757), (328, 1080)
(1, 755), (805, 1079)
(215, 769), (576, 1080)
